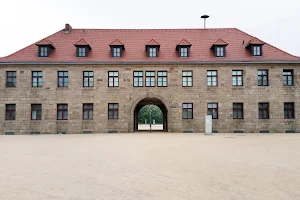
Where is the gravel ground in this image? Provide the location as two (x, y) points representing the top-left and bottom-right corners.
(0, 133), (300, 200)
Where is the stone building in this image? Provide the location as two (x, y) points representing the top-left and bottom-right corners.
(0, 24), (299, 134)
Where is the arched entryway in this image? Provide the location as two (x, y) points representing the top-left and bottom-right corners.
(133, 97), (168, 132)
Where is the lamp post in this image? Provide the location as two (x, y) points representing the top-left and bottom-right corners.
(201, 15), (209, 29)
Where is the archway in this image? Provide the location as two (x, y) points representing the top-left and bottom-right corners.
(133, 97), (168, 132)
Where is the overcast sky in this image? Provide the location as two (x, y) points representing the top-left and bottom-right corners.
(0, 0), (299, 57)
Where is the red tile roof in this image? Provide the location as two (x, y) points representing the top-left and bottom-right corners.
(1, 27), (299, 63)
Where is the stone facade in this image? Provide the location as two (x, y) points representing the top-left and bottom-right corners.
(0, 63), (299, 134)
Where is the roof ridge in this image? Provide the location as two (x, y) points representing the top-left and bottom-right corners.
(70, 28), (238, 31)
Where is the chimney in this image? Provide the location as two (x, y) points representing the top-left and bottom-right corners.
(64, 23), (72, 34)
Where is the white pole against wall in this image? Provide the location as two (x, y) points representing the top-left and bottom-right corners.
(205, 115), (213, 135)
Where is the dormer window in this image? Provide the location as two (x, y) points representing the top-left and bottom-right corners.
(252, 45), (262, 56)
(39, 46), (49, 57)
(40, 46), (48, 57)
(109, 39), (125, 58)
(176, 39), (192, 58)
(74, 38), (91, 58)
(77, 47), (88, 57)
(112, 47), (122, 57)
(36, 39), (55, 58)
(246, 38), (264, 56)
(216, 46), (225, 57)
(179, 47), (189, 57)
(145, 39), (160, 58)
(148, 47), (157, 58)
(211, 39), (228, 57)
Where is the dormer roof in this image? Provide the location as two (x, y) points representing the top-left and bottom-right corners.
(74, 38), (91, 49)
(246, 37), (265, 48)
(109, 39), (125, 49)
(35, 38), (55, 49)
(211, 38), (228, 49)
(177, 39), (192, 46)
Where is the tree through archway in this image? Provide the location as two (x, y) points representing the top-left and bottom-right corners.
(133, 97), (168, 132)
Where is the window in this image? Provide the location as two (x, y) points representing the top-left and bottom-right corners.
(5, 104), (16, 120)
(283, 69), (293, 86)
(233, 103), (243, 119)
(258, 70), (268, 86)
(108, 71), (119, 87)
(182, 71), (193, 87)
(31, 104), (42, 120)
(77, 47), (87, 57)
(182, 103), (193, 119)
(252, 46), (262, 56)
(258, 103), (269, 119)
(208, 103), (218, 119)
(284, 102), (294, 119)
(108, 103), (118, 119)
(179, 47), (189, 57)
(83, 71), (94, 87)
(148, 47), (157, 58)
(157, 71), (167, 87)
(232, 70), (243, 86)
(112, 47), (121, 57)
(58, 71), (68, 87)
(57, 104), (68, 120)
(133, 71), (143, 87)
(83, 104), (93, 120)
(145, 71), (155, 87)
(207, 70), (217, 86)
(216, 46), (225, 57)
(38, 46), (49, 57)
(6, 71), (16, 87)
(32, 71), (43, 87)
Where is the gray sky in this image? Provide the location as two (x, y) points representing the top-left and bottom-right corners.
(1, 0), (299, 57)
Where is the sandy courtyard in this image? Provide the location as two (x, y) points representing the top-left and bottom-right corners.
(0, 133), (299, 200)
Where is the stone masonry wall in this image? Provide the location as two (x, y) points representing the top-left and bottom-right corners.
(0, 63), (299, 134)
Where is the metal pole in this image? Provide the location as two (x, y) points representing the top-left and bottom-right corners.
(204, 19), (206, 29)
(149, 105), (152, 133)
